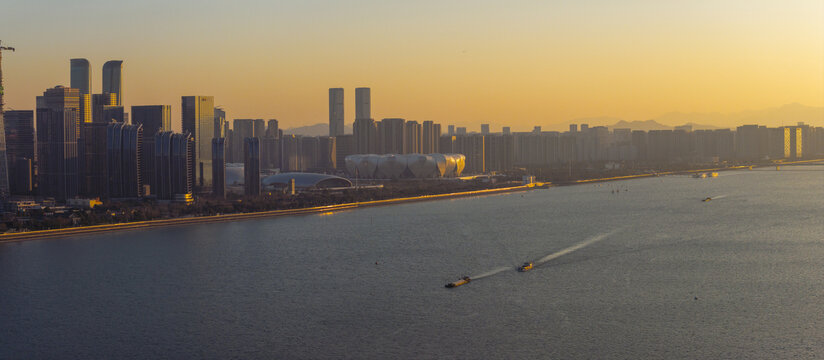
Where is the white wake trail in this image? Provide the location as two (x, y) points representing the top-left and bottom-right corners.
(536, 229), (622, 266)
(470, 266), (512, 280)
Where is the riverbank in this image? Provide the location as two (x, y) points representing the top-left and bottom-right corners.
(2, 159), (821, 243)
(0, 184), (536, 243)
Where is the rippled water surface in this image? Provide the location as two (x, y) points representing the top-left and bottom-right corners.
(2, 166), (823, 359)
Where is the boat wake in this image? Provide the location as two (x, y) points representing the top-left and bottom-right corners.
(469, 266), (512, 280)
(710, 194), (727, 199)
(536, 228), (623, 266)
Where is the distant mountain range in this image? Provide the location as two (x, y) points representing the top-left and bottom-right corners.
(566, 103), (823, 131)
(281, 104), (824, 136)
(282, 123), (350, 137)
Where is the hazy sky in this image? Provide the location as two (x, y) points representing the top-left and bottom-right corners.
(1, 0), (822, 131)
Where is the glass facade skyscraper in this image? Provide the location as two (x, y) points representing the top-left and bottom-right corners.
(182, 96), (215, 187)
(102, 60), (123, 106)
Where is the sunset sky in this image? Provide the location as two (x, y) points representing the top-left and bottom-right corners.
(1, 0), (822, 131)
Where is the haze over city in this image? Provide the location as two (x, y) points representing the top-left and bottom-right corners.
(1, 0), (822, 131)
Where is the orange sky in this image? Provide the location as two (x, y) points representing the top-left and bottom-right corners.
(2, 1), (822, 131)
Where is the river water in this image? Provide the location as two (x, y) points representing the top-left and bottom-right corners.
(2, 166), (823, 359)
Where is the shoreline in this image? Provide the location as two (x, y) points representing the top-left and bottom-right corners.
(2, 159), (821, 243)
(0, 184), (535, 243)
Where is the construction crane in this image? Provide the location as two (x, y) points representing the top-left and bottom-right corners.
(0, 40), (12, 199)
(0, 40), (14, 110)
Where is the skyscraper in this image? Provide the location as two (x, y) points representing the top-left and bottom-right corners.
(214, 107), (226, 139)
(106, 122), (142, 198)
(381, 118), (405, 154)
(404, 121), (422, 154)
(102, 60), (123, 106)
(36, 86), (81, 201)
(92, 93), (117, 123)
(132, 105), (171, 137)
(244, 137), (260, 196)
(182, 96), (215, 187)
(355, 87), (371, 120)
(80, 122), (108, 198)
(212, 138), (225, 198)
(329, 88), (344, 137)
(353, 118), (376, 154)
(154, 131), (193, 201)
(70, 59), (91, 95)
(4, 110), (35, 194)
(131, 105), (170, 195)
(266, 119), (279, 138)
(71, 59), (92, 123)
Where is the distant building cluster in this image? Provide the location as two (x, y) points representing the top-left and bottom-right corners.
(0, 56), (822, 206)
(344, 153), (466, 179)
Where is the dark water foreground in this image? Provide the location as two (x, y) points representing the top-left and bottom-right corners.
(2, 166), (822, 359)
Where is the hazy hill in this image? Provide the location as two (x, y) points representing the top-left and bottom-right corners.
(282, 123), (353, 137)
(655, 103), (824, 128)
(561, 103), (823, 131)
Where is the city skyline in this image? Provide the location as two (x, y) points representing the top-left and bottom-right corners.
(0, 1), (822, 130)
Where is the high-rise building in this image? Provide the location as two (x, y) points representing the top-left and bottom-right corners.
(36, 86), (81, 201)
(182, 96), (215, 187)
(280, 134), (301, 172)
(106, 123), (142, 198)
(252, 119), (265, 139)
(481, 124), (490, 135)
(214, 107), (226, 139)
(454, 134), (485, 173)
(502, 126), (511, 135)
(244, 137), (260, 196)
(212, 138), (225, 198)
(3, 110), (35, 194)
(329, 88), (344, 137)
(353, 118), (376, 154)
(79, 122), (108, 198)
(381, 118), (405, 154)
(101, 106), (124, 123)
(71, 59), (93, 124)
(432, 124), (442, 153)
(355, 87), (371, 120)
(92, 93), (117, 123)
(404, 121), (421, 154)
(232, 119), (255, 162)
(102, 60), (123, 106)
(131, 105), (171, 137)
(318, 136), (337, 171)
(335, 134), (354, 171)
(131, 105), (170, 194)
(154, 131), (193, 201)
(70, 59), (91, 95)
(448, 125), (455, 135)
(422, 121), (436, 154)
(266, 119), (279, 138)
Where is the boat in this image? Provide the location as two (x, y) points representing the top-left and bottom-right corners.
(517, 262), (534, 272)
(710, 172), (719, 177)
(702, 197), (712, 202)
(692, 173), (707, 179)
(445, 276), (471, 288)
